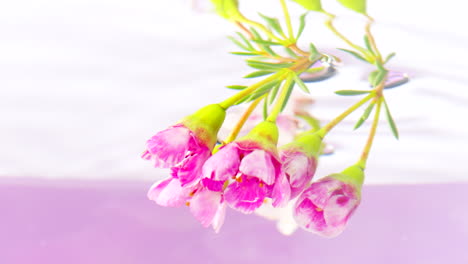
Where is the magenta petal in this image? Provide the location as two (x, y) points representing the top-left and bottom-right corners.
(172, 145), (211, 187)
(189, 188), (223, 228)
(271, 171), (291, 207)
(281, 151), (316, 198)
(294, 197), (327, 232)
(147, 178), (193, 207)
(239, 150), (276, 185)
(201, 178), (224, 192)
(202, 143), (240, 182)
(145, 125), (191, 168)
(211, 201), (227, 233)
(224, 176), (267, 214)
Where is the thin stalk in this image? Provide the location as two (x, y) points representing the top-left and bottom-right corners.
(364, 15), (383, 63)
(219, 72), (283, 109)
(267, 73), (294, 122)
(316, 92), (375, 138)
(279, 0), (295, 41)
(238, 16), (283, 43)
(224, 95), (265, 143)
(356, 97), (382, 169)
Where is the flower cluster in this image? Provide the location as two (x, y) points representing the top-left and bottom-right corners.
(142, 103), (364, 237)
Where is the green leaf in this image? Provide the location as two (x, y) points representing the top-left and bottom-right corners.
(247, 60), (293, 70)
(280, 76), (296, 111)
(259, 13), (285, 37)
(336, 0), (367, 14)
(337, 48), (368, 62)
(230, 51), (259, 56)
(244, 70), (275, 78)
(371, 69), (388, 87)
(354, 102), (375, 129)
(252, 39), (282, 46)
(284, 47), (298, 58)
(292, 73), (310, 93)
(226, 85), (247, 90)
(263, 96), (268, 120)
(236, 32), (254, 50)
(250, 27), (262, 40)
(262, 45), (279, 57)
(335, 90), (371, 96)
(268, 81), (281, 104)
(290, 0), (323, 12)
(368, 70), (379, 85)
(210, 0), (243, 20)
(383, 98), (399, 139)
(384, 52), (396, 64)
(363, 35), (375, 54)
(247, 80), (281, 101)
(308, 43), (321, 61)
(296, 13), (308, 40)
(228, 36), (250, 51)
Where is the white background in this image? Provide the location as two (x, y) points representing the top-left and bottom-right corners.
(1, 0), (467, 183)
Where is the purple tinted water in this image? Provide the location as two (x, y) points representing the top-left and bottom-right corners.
(1, 179), (467, 264)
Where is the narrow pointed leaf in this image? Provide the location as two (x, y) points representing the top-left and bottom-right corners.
(384, 52), (396, 64)
(230, 51), (259, 56)
(337, 48), (368, 62)
(372, 69), (388, 87)
(263, 96), (268, 120)
(244, 70), (275, 78)
(363, 35), (375, 54)
(296, 13), (308, 40)
(268, 81), (281, 104)
(284, 47), (298, 58)
(383, 99), (399, 139)
(226, 85), (247, 90)
(354, 102), (375, 129)
(252, 39), (282, 46)
(262, 45), (278, 56)
(236, 32), (254, 50)
(335, 90), (371, 96)
(292, 73), (310, 93)
(259, 13), (285, 37)
(247, 60), (293, 70)
(280, 76), (296, 111)
(228, 36), (250, 51)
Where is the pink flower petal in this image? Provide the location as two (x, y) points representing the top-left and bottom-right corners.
(271, 171), (291, 207)
(171, 144), (211, 187)
(224, 176), (268, 214)
(211, 201), (227, 233)
(145, 125), (191, 168)
(281, 150), (316, 198)
(202, 143), (240, 182)
(189, 188), (223, 228)
(239, 149), (276, 185)
(147, 178), (193, 207)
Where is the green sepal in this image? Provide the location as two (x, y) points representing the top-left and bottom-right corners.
(180, 104), (226, 149)
(210, 0), (243, 20)
(329, 164), (365, 197)
(290, 0), (323, 12)
(336, 0), (367, 15)
(240, 121), (279, 153)
(280, 132), (323, 159)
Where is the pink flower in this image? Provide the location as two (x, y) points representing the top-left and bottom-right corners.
(202, 121), (291, 213)
(279, 134), (322, 199)
(147, 177), (226, 232)
(142, 104), (226, 186)
(293, 165), (364, 238)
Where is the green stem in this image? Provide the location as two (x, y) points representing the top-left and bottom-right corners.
(219, 72), (283, 109)
(238, 16), (284, 43)
(356, 97), (382, 169)
(364, 15), (383, 64)
(317, 92), (375, 138)
(279, 0), (294, 41)
(323, 12), (373, 62)
(224, 95), (265, 144)
(267, 73), (293, 122)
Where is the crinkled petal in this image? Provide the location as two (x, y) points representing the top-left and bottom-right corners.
(147, 178), (193, 207)
(281, 151), (316, 198)
(271, 171), (291, 207)
(224, 176), (268, 214)
(239, 150), (276, 185)
(201, 178), (224, 192)
(202, 143), (240, 182)
(145, 125), (191, 168)
(172, 144), (211, 187)
(189, 188), (223, 228)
